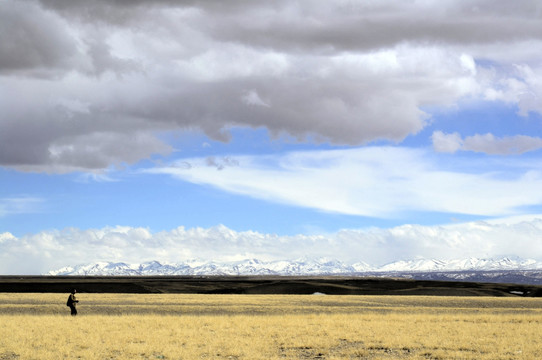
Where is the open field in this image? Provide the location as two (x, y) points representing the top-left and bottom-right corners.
(1, 293), (541, 359)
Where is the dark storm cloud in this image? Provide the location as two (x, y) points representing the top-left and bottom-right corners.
(38, 1), (542, 52)
(203, 1), (542, 53)
(0, 1), (79, 74)
(1, 0), (542, 172)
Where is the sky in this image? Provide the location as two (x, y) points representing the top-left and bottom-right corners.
(2, 0), (542, 274)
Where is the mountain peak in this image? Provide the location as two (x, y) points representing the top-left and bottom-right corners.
(46, 256), (542, 276)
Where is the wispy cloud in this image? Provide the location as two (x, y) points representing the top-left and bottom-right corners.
(0, 196), (44, 217)
(147, 147), (542, 218)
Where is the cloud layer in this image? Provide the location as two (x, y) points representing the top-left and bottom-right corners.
(2, 215), (542, 274)
(2, 1), (542, 172)
(147, 146), (542, 218)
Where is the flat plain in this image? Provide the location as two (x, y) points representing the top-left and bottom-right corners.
(1, 293), (541, 359)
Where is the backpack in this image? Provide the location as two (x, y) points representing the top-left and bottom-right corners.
(66, 296), (71, 307)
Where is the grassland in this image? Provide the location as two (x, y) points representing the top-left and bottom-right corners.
(0, 293), (541, 359)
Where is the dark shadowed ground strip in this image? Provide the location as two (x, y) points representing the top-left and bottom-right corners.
(1, 276), (541, 296)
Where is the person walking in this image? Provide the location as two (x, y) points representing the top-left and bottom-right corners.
(67, 289), (79, 316)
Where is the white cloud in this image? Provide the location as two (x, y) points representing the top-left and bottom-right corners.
(3, 216), (542, 274)
(433, 131), (542, 155)
(515, 64), (542, 116)
(147, 146), (542, 218)
(0, 232), (16, 243)
(481, 63), (542, 115)
(431, 131), (463, 153)
(241, 90), (270, 107)
(1, 1), (542, 172)
(460, 54), (477, 75)
(463, 133), (542, 155)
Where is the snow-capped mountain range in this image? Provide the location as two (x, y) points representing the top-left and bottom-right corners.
(47, 256), (542, 276)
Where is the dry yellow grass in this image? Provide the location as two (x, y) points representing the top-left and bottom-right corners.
(0, 293), (541, 359)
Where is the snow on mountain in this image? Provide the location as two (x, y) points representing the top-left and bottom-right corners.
(378, 259), (447, 272)
(46, 256), (542, 276)
(351, 261), (372, 272)
(376, 256), (542, 273)
(47, 258), (357, 276)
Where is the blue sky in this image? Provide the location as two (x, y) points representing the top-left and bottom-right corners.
(3, 105), (539, 237)
(2, 0), (542, 274)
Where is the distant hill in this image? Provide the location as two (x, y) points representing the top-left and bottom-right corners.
(45, 256), (542, 285)
(1, 275), (542, 296)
